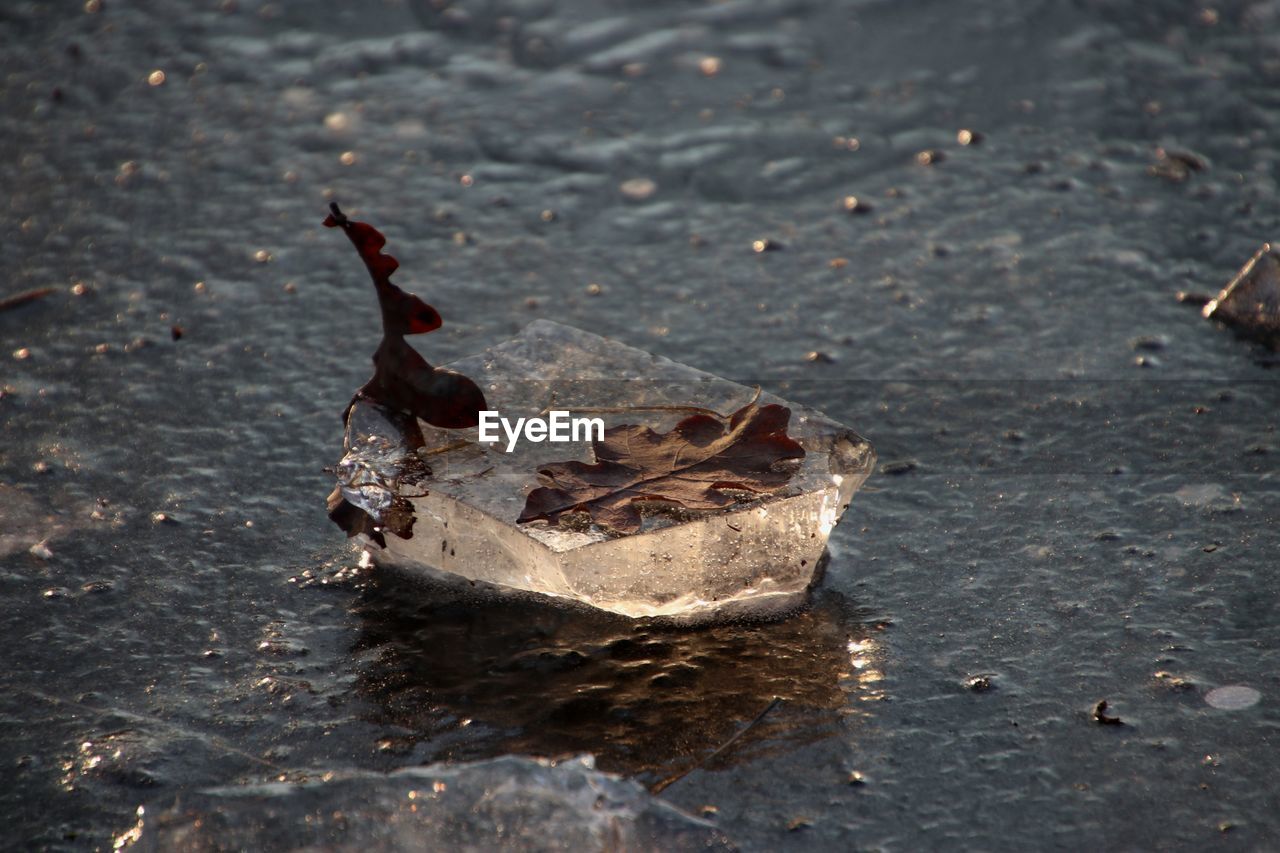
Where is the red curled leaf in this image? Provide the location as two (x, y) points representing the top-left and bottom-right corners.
(518, 402), (805, 535)
(322, 211), (402, 287)
(326, 203), (486, 429)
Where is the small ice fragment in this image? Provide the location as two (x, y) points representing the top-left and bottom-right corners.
(332, 321), (874, 619)
(1205, 685), (1261, 710)
(127, 756), (728, 851)
(1172, 484), (1240, 512)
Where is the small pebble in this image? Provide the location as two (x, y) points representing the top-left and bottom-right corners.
(1153, 671), (1196, 691)
(619, 178), (657, 200)
(29, 539), (53, 560)
(842, 195), (872, 214)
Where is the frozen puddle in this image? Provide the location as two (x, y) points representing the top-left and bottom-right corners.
(332, 321), (875, 619)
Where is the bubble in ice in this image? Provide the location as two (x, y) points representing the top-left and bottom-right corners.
(1204, 685), (1261, 710)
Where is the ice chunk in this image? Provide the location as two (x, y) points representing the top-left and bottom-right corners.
(124, 755), (730, 851)
(332, 320), (874, 619)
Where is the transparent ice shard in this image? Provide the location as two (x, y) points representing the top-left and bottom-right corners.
(333, 320), (875, 619)
(126, 755), (729, 851)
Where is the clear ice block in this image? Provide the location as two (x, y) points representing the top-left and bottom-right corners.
(332, 320), (874, 619)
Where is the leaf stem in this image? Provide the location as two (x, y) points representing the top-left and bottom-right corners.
(416, 439), (472, 458)
(649, 696), (783, 795)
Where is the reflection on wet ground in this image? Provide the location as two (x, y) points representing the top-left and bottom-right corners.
(353, 572), (885, 785)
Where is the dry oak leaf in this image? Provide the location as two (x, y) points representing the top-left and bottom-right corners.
(518, 402), (805, 535)
(324, 203), (487, 544)
(324, 202), (487, 429)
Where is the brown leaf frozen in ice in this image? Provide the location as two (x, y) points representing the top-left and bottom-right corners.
(518, 402), (805, 535)
(326, 486), (415, 548)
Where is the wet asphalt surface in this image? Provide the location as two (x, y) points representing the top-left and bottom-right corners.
(2, 0), (1279, 849)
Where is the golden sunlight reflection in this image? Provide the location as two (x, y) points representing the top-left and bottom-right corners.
(112, 806), (145, 851)
(845, 637), (886, 693)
